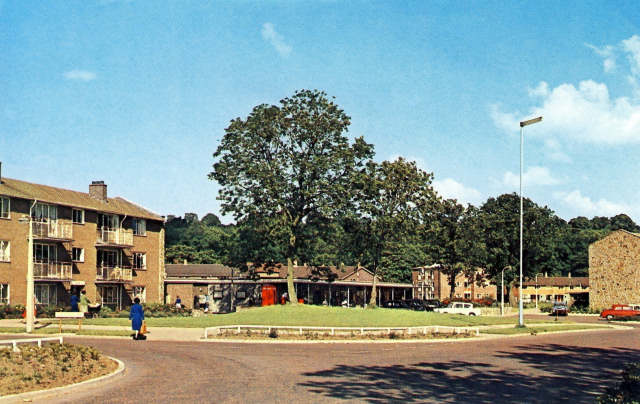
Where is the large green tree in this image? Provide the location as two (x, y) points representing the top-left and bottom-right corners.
(209, 90), (374, 303)
(428, 198), (482, 299)
(353, 158), (439, 307)
(473, 193), (564, 284)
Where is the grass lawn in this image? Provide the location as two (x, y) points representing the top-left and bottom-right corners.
(0, 326), (132, 337)
(72, 305), (553, 328)
(481, 324), (609, 335)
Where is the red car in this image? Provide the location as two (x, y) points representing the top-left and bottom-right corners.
(600, 304), (640, 321)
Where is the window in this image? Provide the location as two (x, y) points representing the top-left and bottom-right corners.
(0, 241), (9, 262)
(0, 197), (9, 219)
(97, 285), (122, 309)
(34, 203), (57, 222)
(132, 218), (146, 236)
(98, 213), (119, 230)
(0, 284), (8, 304)
(132, 286), (146, 303)
(132, 252), (146, 270)
(98, 249), (122, 268)
(35, 284), (58, 305)
(72, 247), (84, 262)
(34, 243), (57, 263)
(72, 209), (84, 224)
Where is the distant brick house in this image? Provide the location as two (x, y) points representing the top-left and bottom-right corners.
(412, 265), (497, 301)
(512, 274), (589, 306)
(589, 230), (640, 310)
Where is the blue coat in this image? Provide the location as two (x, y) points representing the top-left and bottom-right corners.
(129, 303), (145, 331)
(70, 295), (79, 312)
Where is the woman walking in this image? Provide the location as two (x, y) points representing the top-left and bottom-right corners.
(129, 297), (145, 340)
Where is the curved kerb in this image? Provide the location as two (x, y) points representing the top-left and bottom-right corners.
(0, 356), (125, 403)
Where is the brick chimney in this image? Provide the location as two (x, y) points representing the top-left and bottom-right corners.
(89, 181), (107, 202)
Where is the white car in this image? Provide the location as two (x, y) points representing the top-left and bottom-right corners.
(434, 302), (479, 316)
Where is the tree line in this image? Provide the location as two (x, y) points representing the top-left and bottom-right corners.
(167, 89), (640, 305)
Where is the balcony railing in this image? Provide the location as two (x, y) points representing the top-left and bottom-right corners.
(96, 228), (133, 246)
(32, 220), (73, 240)
(34, 261), (72, 280)
(96, 266), (133, 282)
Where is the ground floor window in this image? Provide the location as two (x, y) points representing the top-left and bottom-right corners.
(35, 283), (58, 305)
(132, 286), (146, 303)
(0, 284), (8, 304)
(97, 285), (123, 310)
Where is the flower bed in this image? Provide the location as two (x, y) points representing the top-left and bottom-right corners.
(0, 343), (118, 396)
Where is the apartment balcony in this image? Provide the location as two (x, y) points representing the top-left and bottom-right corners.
(32, 220), (73, 241)
(96, 266), (133, 282)
(34, 260), (73, 281)
(96, 228), (133, 247)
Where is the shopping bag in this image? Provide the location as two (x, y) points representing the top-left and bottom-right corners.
(140, 321), (147, 335)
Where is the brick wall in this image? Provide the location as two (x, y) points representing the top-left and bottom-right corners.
(589, 230), (640, 310)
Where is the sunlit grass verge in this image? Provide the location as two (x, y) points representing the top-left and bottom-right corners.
(0, 343), (117, 396)
(74, 305), (552, 328)
(209, 329), (476, 341)
(481, 324), (608, 335)
(0, 327), (132, 337)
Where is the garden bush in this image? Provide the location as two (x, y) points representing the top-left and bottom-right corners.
(142, 303), (192, 317)
(599, 362), (640, 403)
(538, 302), (553, 313)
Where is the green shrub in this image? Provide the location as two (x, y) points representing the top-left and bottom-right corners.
(2, 305), (26, 319)
(141, 303), (191, 317)
(538, 302), (553, 313)
(599, 362), (640, 403)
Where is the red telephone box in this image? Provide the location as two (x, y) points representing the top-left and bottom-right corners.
(261, 284), (277, 306)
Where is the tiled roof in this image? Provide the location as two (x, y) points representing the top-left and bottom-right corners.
(0, 177), (163, 221)
(166, 264), (235, 278)
(522, 277), (589, 287)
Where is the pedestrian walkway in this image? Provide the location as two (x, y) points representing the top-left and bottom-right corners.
(0, 319), (203, 342)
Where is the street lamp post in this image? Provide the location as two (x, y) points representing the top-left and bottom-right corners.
(518, 116), (542, 327)
(19, 200), (37, 333)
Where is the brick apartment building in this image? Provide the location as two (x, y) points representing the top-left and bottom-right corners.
(412, 265), (497, 301)
(0, 171), (165, 310)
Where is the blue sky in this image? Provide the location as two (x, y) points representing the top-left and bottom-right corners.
(2, 1), (640, 223)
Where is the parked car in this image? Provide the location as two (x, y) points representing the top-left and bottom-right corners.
(550, 302), (568, 316)
(434, 302), (479, 316)
(600, 304), (640, 321)
(403, 299), (428, 311)
(423, 299), (444, 311)
(383, 300), (410, 309)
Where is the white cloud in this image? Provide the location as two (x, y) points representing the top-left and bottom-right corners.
(493, 79), (640, 144)
(543, 138), (572, 163)
(63, 70), (96, 82)
(622, 35), (640, 76)
(433, 178), (483, 206)
(261, 23), (292, 57)
(502, 166), (560, 188)
(586, 43), (617, 73)
(493, 35), (640, 145)
(528, 81), (550, 97)
(554, 190), (631, 218)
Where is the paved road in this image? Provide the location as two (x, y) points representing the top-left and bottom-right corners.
(20, 325), (640, 404)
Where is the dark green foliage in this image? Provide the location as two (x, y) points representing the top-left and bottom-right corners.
(209, 89), (375, 301)
(599, 362), (640, 403)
